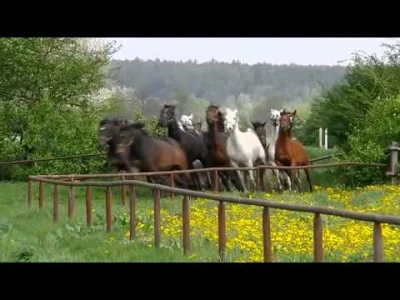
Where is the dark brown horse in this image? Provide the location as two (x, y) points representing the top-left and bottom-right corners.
(275, 110), (312, 192)
(116, 122), (191, 189)
(98, 118), (136, 172)
(205, 105), (243, 191)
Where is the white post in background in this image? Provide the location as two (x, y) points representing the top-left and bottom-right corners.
(324, 128), (328, 150)
(319, 128), (323, 148)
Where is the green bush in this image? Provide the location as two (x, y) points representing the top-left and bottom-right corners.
(332, 95), (400, 186)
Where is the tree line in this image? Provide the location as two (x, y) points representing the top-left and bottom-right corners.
(108, 58), (346, 108)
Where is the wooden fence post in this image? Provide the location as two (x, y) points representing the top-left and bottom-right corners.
(387, 141), (399, 185)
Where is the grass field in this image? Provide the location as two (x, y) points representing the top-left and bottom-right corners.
(1, 146), (398, 263)
(1, 178), (399, 262)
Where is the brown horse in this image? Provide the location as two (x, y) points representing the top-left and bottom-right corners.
(275, 110), (313, 192)
(98, 118), (138, 172)
(116, 122), (191, 189)
(205, 105), (243, 191)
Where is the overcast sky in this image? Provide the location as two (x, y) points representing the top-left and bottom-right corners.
(107, 38), (397, 66)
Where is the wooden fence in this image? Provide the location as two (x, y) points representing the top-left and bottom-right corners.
(27, 156), (400, 263)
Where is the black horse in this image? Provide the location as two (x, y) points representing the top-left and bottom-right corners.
(159, 105), (212, 190)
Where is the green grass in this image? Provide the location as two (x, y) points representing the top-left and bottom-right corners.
(0, 147), (368, 263)
(0, 180), (397, 262)
(0, 181), (234, 262)
(0, 151), (341, 263)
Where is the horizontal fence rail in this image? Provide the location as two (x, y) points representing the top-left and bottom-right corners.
(28, 169), (400, 263)
(0, 153), (106, 166)
(31, 161), (389, 180)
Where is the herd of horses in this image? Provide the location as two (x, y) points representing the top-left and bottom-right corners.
(98, 104), (313, 193)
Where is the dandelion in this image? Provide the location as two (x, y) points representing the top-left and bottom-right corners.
(130, 185), (400, 262)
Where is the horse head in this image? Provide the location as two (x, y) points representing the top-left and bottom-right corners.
(116, 122), (145, 154)
(159, 104), (176, 127)
(206, 105), (220, 123)
(279, 109), (296, 132)
(251, 120), (267, 148)
(98, 117), (121, 146)
(270, 109), (281, 127)
(206, 105), (226, 132)
(180, 114), (194, 130)
(224, 108), (238, 132)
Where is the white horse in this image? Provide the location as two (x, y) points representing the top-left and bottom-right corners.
(225, 108), (267, 192)
(180, 114), (194, 131)
(266, 109), (291, 191)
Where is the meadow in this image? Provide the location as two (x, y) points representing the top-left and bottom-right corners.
(1, 181), (400, 262)
(1, 146), (399, 263)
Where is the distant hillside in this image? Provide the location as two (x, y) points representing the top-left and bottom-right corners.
(107, 58), (347, 105)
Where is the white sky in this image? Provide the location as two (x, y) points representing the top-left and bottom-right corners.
(107, 38), (397, 66)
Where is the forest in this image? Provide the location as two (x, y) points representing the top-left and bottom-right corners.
(105, 58), (346, 121)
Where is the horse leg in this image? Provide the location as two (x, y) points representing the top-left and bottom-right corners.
(289, 162), (297, 193)
(269, 160), (283, 192)
(220, 171), (232, 192)
(229, 169), (243, 191)
(231, 161), (247, 192)
(293, 170), (302, 193)
(280, 171), (291, 190)
(304, 167), (313, 192)
(194, 160), (208, 191)
(199, 158), (212, 190)
(259, 167), (266, 191)
(189, 163), (201, 190)
(176, 172), (190, 190)
(247, 161), (257, 192)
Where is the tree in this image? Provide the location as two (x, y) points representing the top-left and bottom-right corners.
(0, 38), (119, 179)
(302, 40), (400, 149)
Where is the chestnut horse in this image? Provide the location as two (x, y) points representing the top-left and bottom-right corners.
(275, 109), (313, 192)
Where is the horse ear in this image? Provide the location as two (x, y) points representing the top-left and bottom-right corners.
(262, 121), (266, 126)
(189, 114), (193, 119)
(293, 110), (297, 116)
